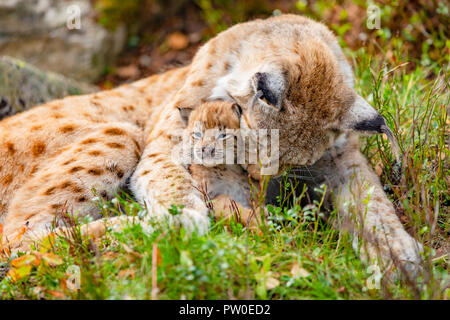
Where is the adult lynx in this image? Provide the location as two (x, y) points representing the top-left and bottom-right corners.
(0, 15), (421, 275)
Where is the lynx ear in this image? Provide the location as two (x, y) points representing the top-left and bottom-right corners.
(343, 95), (386, 133)
(231, 103), (242, 118)
(177, 107), (193, 125)
(251, 71), (285, 111)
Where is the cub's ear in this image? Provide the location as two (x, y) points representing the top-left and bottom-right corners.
(231, 103), (242, 118)
(177, 107), (193, 125)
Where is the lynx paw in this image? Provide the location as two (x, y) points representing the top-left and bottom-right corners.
(387, 236), (423, 278)
(355, 233), (423, 279)
(143, 193), (210, 234)
(177, 207), (210, 234)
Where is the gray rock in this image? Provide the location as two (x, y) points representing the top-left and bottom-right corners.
(0, 56), (97, 119)
(0, 0), (126, 82)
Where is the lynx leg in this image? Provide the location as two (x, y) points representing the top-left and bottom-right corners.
(3, 122), (144, 251)
(329, 138), (423, 277)
(51, 215), (153, 247)
(130, 135), (210, 234)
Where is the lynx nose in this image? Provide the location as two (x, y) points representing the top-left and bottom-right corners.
(202, 146), (215, 157)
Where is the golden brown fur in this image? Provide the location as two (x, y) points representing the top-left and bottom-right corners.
(184, 101), (241, 130)
(0, 14), (422, 276)
(182, 101), (256, 214)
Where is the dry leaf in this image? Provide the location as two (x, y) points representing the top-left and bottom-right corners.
(7, 265), (32, 282)
(290, 262), (310, 278)
(154, 246), (162, 266)
(265, 277), (280, 290)
(116, 65), (140, 78)
(167, 32), (189, 50)
(337, 286), (346, 293)
(375, 161), (383, 176)
(59, 278), (68, 292)
(47, 290), (65, 298)
(103, 251), (118, 261)
(1, 247), (10, 258)
(42, 253), (63, 266)
(11, 254), (37, 268)
(118, 268), (135, 279)
(15, 226), (27, 241)
(122, 244), (143, 258)
(39, 233), (56, 253)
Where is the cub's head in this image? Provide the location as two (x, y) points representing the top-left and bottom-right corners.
(179, 101), (242, 167)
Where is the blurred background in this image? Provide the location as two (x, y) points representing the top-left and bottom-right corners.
(89, 0), (448, 88)
(0, 0), (448, 91)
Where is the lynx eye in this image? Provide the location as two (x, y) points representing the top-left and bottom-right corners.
(192, 131), (202, 139)
(217, 133), (230, 140)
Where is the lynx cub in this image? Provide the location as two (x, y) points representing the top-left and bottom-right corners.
(179, 101), (253, 204)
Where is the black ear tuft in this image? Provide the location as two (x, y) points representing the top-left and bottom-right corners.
(231, 103), (242, 118)
(255, 72), (278, 106)
(178, 107), (193, 125)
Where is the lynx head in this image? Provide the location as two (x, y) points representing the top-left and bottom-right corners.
(179, 101), (242, 167)
(206, 16), (387, 168)
(174, 14), (389, 171)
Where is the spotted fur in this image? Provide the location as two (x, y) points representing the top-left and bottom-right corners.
(0, 15), (422, 276)
(182, 101), (255, 210)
